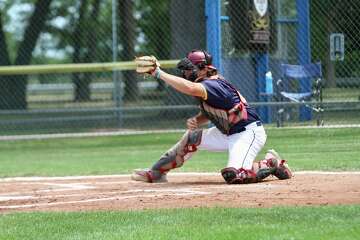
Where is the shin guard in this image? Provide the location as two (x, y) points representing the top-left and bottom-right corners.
(150, 130), (202, 179)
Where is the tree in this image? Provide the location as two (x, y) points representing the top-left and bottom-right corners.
(72, 0), (89, 101)
(170, 0), (206, 58)
(0, 0), (52, 109)
(0, 11), (12, 109)
(311, 0), (360, 87)
(72, 0), (102, 102)
(137, 0), (171, 91)
(166, 0), (206, 107)
(118, 0), (137, 101)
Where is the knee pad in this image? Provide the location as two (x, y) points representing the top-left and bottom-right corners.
(186, 129), (203, 153)
(152, 130), (202, 173)
(221, 167), (258, 184)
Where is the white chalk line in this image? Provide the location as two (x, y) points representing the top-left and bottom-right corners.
(0, 192), (118, 202)
(0, 190), (211, 209)
(1, 171), (359, 210)
(294, 171), (360, 175)
(0, 175), (131, 182)
(1, 171), (360, 182)
(41, 183), (95, 190)
(0, 182), (96, 197)
(0, 196), (35, 201)
(0, 184), (278, 203)
(0, 188), (210, 202)
(0, 182), (97, 201)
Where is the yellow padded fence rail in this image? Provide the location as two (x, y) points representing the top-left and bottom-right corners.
(0, 60), (179, 75)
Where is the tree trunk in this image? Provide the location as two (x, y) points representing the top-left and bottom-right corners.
(151, 1), (171, 91)
(10, 0), (53, 109)
(72, 0), (90, 102)
(72, 0), (102, 102)
(118, 0), (137, 102)
(76, 0), (102, 102)
(0, 12), (10, 66)
(0, 11), (12, 109)
(167, 0), (206, 107)
(170, 0), (206, 58)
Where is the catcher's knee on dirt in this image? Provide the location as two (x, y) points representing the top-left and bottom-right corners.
(221, 167), (258, 184)
(151, 130), (202, 176)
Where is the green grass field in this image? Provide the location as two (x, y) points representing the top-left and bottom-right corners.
(1, 127), (360, 240)
(0, 127), (359, 177)
(1, 206), (359, 240)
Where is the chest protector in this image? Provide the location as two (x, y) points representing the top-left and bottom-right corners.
(199, 90), (248, 135)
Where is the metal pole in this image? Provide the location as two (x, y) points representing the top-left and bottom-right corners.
(255, 52), (270, 123)
(205, 0), (222, 72)
(296, 0), (311, 121)
(112, 0), (122, 127)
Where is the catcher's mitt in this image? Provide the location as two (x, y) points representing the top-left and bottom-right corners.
(135, 56), (160, 74)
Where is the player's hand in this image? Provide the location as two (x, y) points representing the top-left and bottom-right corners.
(186, 117), (198, 130)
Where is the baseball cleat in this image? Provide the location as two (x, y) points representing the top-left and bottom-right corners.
(131, 169), (168, 183)
(265, 149), (293, 180)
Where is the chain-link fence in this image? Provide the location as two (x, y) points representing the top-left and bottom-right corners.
(222, 0), (360, 126)
(0, 0), (359, 135)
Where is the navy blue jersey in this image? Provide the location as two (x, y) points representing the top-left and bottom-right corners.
(200, 78), (261, 135)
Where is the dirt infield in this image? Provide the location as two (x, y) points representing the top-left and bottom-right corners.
(1, 172), (359, 213)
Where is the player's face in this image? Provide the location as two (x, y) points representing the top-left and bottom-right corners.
(198, 68), (207, 77)
(183, 69), (194, 80)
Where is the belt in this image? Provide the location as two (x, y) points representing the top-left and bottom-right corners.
(231, 121), (262, 135)
(240, 121), (262, 132)
(245, 121), (262, 130)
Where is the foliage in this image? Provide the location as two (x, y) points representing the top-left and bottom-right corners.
(135, 0), (171, 59)
(311, 0), (360, 78)
(0, 0), (173, 107)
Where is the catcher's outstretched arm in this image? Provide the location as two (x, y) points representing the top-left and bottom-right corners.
(153, 68), (207, 99)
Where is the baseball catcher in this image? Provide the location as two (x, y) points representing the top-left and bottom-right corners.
(132, 50), (292, 184)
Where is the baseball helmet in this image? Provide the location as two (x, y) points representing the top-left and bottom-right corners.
(187, 50), (216, 70)
(177, 50), (216, 81)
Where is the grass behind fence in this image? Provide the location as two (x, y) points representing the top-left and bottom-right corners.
(0, 127), (359, 177)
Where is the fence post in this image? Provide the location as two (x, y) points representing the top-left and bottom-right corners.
(112, 0), (122, 127)
(205, 0), (222, 72)
(296, 0), (311, 121)
(255, 52), (271, 123)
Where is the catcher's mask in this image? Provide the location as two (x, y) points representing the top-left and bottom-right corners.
(177, 50), (217, 81)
